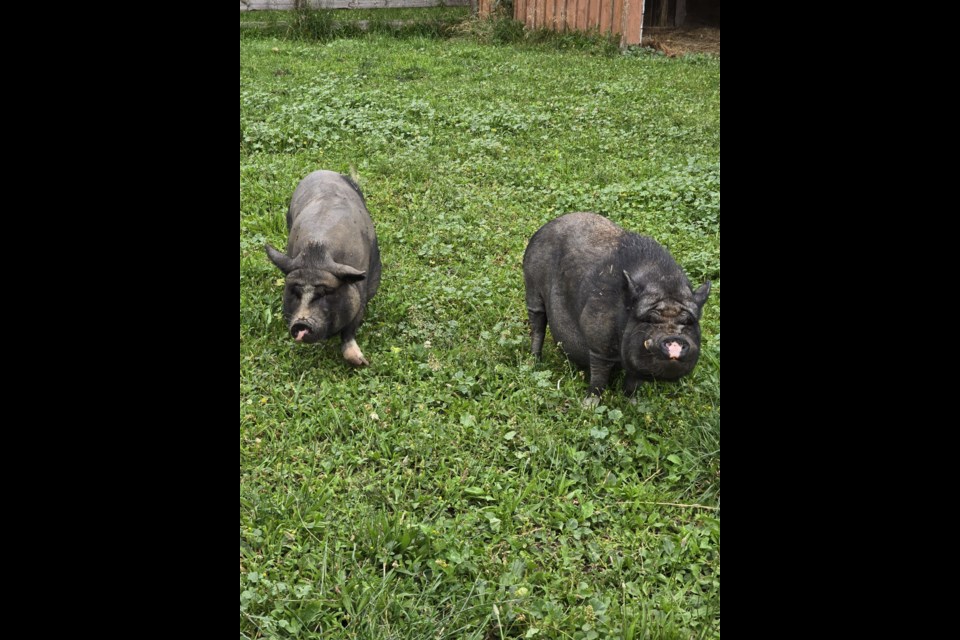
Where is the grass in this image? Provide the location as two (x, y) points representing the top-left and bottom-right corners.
(240, 7), (472, 23)
(241, 6), (473, 40)
(241, 27), (720, 640)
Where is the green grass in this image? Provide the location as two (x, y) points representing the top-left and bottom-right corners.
(240, 7), (472, 23)
(241, 31), (720, 640)
(241, 7), (473, 40)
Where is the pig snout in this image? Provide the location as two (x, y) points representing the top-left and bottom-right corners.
(659, 336), (690, 360)
(646, 336), (691, 360)
(290, 321), (319, 343)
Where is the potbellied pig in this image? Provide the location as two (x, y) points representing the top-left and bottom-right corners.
(265, 170), (381, 366)
(523, 212), (710, 399)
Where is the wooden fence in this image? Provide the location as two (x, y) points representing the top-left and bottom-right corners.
(242, 0), (692, 47)
(479, 0), (674, 47)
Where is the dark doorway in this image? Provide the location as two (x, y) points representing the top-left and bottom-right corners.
(644, 0), (721, 28)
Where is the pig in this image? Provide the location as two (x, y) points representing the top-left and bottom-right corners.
(265, 170), (381, 367)
(523, 212), (710, 400)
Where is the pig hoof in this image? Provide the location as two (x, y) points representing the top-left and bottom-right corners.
(582, 396), (601, 409)
(342, 340), (369, 367)
(344, 351), (369, 367)
(346, 354), (369, 367)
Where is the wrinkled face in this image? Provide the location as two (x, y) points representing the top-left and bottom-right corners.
(266, 242), (367, 344)
(623, 300), (703, 381)
(621, 278), (710, 382)
(282, 268), (360, 344)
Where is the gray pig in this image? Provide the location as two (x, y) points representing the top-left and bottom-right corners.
(265, 170), (381, 367)
(523, 212), (710, 399)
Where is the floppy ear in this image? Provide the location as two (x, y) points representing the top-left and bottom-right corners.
(331, 263), (366, 284)
(692, 281), (712, 310)
(623, 271), (642, 301)
(265, 244), (300, 275)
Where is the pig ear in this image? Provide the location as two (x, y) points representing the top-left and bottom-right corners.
(623, 271), (642, 301)
(265, 243), (299, 275)
(332, 263), (366, 284)
(692, 281), (712, 309)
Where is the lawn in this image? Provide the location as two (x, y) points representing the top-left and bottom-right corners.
(239, 7), (472, 23)
(241, 26), (720, 640)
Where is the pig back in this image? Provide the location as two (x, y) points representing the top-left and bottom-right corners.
(286, 171), (380, 299)
(524, 213), (628, 366)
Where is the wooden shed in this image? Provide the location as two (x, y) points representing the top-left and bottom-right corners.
(480, 0), (719, 47)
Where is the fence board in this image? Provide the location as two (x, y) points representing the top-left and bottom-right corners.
(625, 0), (642, 44)
(563, 0), (577, 31)
(611, 0), (622, 41)
(514, 0), (526, 23)
(513, 0), (652, 45)
(575, 0), (588, 31)
(598, 0), (611, 34)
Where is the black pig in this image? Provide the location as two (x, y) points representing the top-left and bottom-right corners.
(265, 171), (381, 367)
(523, 212), (710, 400)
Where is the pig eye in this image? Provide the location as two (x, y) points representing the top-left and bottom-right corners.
(290, 286), (303, 299)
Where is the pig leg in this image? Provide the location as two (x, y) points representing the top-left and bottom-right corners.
(526, 296), (547, 359)
(587, 353), (616, 398)
(622, 373), (642, 402)
(339, 318), (369, 367)
(342, 338), (369, 367)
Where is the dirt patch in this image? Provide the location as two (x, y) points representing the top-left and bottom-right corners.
(642, 26), (719, 56)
